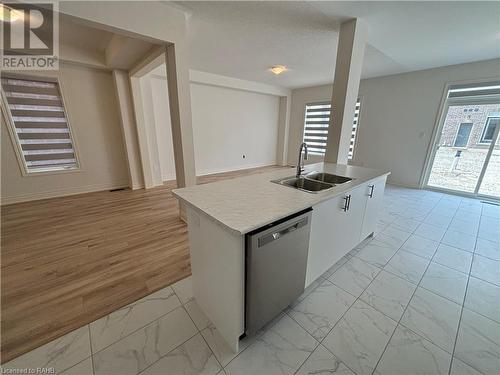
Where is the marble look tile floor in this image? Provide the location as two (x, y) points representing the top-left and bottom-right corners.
(3, 185), (500, 375)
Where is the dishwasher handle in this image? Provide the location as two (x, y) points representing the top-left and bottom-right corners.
(258, 216), (309, 247)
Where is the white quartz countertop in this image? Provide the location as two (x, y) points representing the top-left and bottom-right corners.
(173, 162), (390, 235)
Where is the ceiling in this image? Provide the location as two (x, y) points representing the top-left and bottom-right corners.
(177, 1), (500, 89)
(59, 15), (114, 53)
(57, 15), (156, 70)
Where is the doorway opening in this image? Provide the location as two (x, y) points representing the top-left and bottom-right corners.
(424, 82), (500, 200)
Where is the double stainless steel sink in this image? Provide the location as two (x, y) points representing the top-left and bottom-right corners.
(272, 171), (353, 193)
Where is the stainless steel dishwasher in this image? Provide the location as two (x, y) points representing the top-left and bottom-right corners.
(245, 208), (312, 335)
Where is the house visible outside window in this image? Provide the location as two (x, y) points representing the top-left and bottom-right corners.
(302, 99), (361, 159)
(479, 117), (500, 144)
(453, 122), (473, 147)
(1, 74), (79, 174)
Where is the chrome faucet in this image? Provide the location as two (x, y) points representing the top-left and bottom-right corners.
(296, 142), (308, 177)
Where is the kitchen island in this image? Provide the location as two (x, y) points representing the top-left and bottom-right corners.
(173, 162), (389, 352)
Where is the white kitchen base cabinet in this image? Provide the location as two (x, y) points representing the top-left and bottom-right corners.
(305, 177), (387, 287)
(306, 193), (350, 287)
(361, 176), (387, 239)
(174, 163), (389, 354)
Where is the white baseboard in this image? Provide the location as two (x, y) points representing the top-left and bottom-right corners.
(1, 180), (131, 205)
(386, 180), (420, 189)
(131, 183), (145, 190)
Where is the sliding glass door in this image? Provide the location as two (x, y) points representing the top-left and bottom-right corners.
(477, 118), (500, 198)
(425, 82), (500, 199)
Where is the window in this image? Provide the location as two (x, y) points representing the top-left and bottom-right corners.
(303, 99), (361, 159)
(425, 80), (500, 196)
(453, 122), (472, 147)
(480, 117), (500, 144)
(1, 75), (78, 173)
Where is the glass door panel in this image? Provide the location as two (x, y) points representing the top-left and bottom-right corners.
(478, 118), (500, 198)
(427, 104), (498, 193)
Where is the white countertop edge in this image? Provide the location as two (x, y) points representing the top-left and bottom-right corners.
(173, 163), (390, 235)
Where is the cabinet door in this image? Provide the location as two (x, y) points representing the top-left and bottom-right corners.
(360, 177), (387, 240)
(306, 193), (351, 286)
(344, 184), (369, 250)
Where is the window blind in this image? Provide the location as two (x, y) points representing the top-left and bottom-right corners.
(303, 99), (361, 159)
(1, 75), (78, 172)
(303, 102), (330, 155)
(448, 82), (500, 99)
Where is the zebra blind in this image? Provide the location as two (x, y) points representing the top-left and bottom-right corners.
(448, 82), (500, 99)
(1, 75), (78, 173)
(303, 99), (361, 159)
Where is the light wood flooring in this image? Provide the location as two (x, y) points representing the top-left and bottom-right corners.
(1, 165), (291, 363)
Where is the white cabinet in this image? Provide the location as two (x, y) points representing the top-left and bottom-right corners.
(360, 176), (387, 240)
(306, 184), (368, 286)
(305, 177), (387, 287)
(343, 184), (369, 250)
(306, 194), (349, 286)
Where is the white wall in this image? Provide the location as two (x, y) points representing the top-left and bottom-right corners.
(288, 58), (500, 187)
(150, 76), (176, 181)
(1, 64), (129, 204)
(140, 69), (284, 181)
(60, 1), (197, 188)
(190, 83), (280, 176)
(288, 84), (333, 167)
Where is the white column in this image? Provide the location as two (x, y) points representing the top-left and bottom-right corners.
(165, 44), (197, 188)
(112, 70), (144, 189)
(277, 95), (291, 166)
(324, 18), (367, 164)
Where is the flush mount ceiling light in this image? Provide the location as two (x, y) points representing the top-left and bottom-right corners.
(270, 65), (288, 75)
(0, 4), (22, 23)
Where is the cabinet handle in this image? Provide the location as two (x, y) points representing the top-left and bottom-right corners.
(343, 196), (349, 212)
(347, 194), (352, 211)
(368, 185), (375, 198)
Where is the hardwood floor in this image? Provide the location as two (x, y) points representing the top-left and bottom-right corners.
(0, 165), (290, 363)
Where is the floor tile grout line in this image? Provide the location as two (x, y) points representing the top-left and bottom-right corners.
(92, 303), (198, 375)
(170, 292), (269, 373)
(357, 261), (486, 338)
(470, 250), (500, 265)
(221, 310), (285, 371)
(181, 301), (225, 371)
(417, 280), (466, 307)
(285, 284), (358, 375)
(202, 191), (450, 374)
(291, 342), (356, 375)
(10, 189), (495, 374)
(284, 308), (360, 375)
(89, 301), (184, 357)
(369, 193), (462, 375)
(286, 210), (422, 375)
(135, 328), (200, 375)
(327, 266), (383, 300)
(327, 239), (412, 374)
(446, 203), (484, 375)
(58, 353), (93, 375)
(4, 287), (182, 367)
(284, 246), (380, 375)
(460, 305), (500, 326)
(369, 246), (441, 371)
(88, 325), (96, 375)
